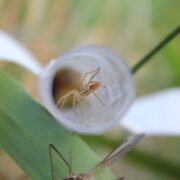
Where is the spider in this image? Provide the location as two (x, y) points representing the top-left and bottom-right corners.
(56, 68), (106, 108)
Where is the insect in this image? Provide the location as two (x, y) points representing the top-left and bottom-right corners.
(49, 133), (145, 180)
(55, 67), (106, 108)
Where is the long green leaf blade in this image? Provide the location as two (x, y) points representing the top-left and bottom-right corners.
(0, 69), (114, 179)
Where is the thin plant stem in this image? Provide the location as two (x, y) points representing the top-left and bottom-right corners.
(132, 25), (180, 74)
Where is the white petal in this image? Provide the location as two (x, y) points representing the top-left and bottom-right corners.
(0, 30), (43, 75)
(121, 88), (180, 136)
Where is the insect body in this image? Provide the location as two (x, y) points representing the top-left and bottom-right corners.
(56, 68), (106, 108)
(49, 133), (145, 180)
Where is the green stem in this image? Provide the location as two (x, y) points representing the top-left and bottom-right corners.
(132, 25), (180, 74)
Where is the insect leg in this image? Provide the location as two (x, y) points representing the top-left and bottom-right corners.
(49, 144), (73, 180)
(68, 146), (74, 175)
(92, 91), (105, 106)
(49, 144), (55, 180)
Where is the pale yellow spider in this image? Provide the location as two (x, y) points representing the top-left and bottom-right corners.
(56, 68), (106, 108)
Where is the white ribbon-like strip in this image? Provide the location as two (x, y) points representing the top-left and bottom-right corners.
(121, 88), (180, 136)
(0, 30), (43, 75)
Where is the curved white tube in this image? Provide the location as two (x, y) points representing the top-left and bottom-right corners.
(1, 30), (180, 136)
(39, 46), (134, 134)
(0, 30), (43, 75)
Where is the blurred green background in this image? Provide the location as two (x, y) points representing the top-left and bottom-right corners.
(0, 0), (179, 179)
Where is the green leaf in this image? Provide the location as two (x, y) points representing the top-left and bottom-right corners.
(0, 69), (114, 180)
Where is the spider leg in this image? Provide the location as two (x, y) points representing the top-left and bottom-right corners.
(81, 67), (100, 85)
(72, 95), (76, 108)
(72, 95), (79, 117)
(87, 67), (100, 83)
(100, 84), (107, 89)
(72, 93), (85, 118)
(56, 89), (85, 119)
(56, 96), (66, 107)
(92, 91), (105, 106)
(56, 90), (81, 108)
(78, 99), (85, 118)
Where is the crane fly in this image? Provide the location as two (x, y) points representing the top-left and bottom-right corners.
(49, 133), (145, 180)
(55, 67), (106, 108)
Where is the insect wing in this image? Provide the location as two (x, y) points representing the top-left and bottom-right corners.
(92, 133), (145, 171)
